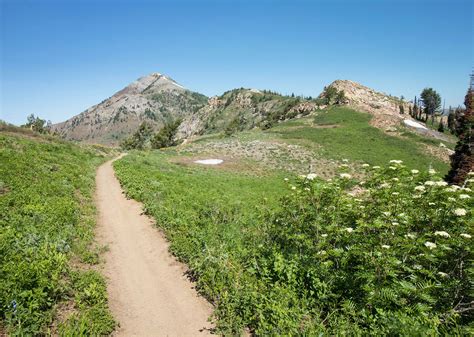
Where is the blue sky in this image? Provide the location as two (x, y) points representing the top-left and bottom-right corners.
(1, 0), (472, 125)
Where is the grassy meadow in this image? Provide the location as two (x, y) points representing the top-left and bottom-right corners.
(114, 147), (472, 334)
(0, 130), (115, 335)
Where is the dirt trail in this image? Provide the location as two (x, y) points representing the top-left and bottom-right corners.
(96, 156), (213, 336)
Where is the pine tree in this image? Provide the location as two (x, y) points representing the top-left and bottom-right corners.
(445, 77), (473, 184)
(438, 118), (445, 132)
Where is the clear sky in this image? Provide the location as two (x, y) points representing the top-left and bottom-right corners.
(1, 0), (472, 125)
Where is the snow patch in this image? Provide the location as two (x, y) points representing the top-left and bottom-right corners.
(194, 159), (224, 165)
(403, 119), (427, 130)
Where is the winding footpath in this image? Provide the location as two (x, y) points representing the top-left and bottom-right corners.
(96, 156), (213, 336)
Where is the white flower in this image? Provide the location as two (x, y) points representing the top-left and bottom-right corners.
(342, 158), (349, 162)
(462, 187), (472, 192)
(372, 166), (381, 169)
(345, 227), (354, 233)
(392, 192), (399, 196)
(460, 233), (472, 239)
(392, 178), (399, 182)
(424, 241), (437, 249)
(381, 245), (390, 249)
(434, 231), (450, 238)
(414, 186), (425, 192)
(448, 197), (456, 202)
(284, 178), (289, 182)
(435, 181), (448, 187)
(454, 208), (467, 216)
(424, 181), (435, 186)
(339, 164), (349, 168)
(306, 173), (317, 180)
(445, 187), (457, 192)
(428, 169), (436, 175)
(382, 212), (390, 217)
(362, 163), (370, 168)
(304, 187), (310, 191)
(380, 183), (390, 188)
(459, 194), (470, 199)
(411, 169), (419, 174)
(438, 272), (448, 278)
(439, 143), (447, 148)
(340, 173), (352, 179)
(389, 160), (403, 164)
(291, 186), (297, 190)
(413, 264), (422, 270)
(317, 250), (327, 255)
(428, 202), (435, 206)
(321, 234), (328, 238)
(391, 222), (399, 226)
(468, 171), (474, 176)
(468, 179), (474, 183)
(389, 166), (397, 170)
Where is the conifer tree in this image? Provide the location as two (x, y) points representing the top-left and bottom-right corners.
(445, 77), (473, 184)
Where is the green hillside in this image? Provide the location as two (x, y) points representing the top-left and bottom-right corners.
(0, 128), (115, 335)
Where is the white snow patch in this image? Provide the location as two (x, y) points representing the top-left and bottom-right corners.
(194, 159), (224, 165)
(404, 119), (427, 130)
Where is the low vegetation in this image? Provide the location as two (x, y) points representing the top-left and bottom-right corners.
(273, 107), (452, 173)
(0, 131), (115, 335)
(114, 151), (472, 335)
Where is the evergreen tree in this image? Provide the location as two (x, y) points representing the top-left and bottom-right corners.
(420, 88), (441, 119)
(437, 118), (445, 132)
(151, 119), (182, 149)
(121, 122), (154, 150)
(399, 104), (405, 114)
(445, 79), (473, 185)
(447, 108), (456, 134)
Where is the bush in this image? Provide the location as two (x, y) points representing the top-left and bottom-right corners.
(263, 163), (472, 334)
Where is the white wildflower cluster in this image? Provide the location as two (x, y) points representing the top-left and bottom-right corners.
(340, 173), (352, 179)
(381, 245), (390, 249)
(306, 173), (317, 180)
(460, 233), (471, 239)
(459, 194), (470, 199)
(345, 227), (354, 233)
(428, 169), (436, 175)
(424, 181), (435, 186)
(454, 208), (467, 216)
(362, 163), (370, 168)
(389, 160), (403, 165)
(380, 182), (390, 188)
(414, 185), (425, 192)
(424, 241), (437, 249)
(434, 231), (450, 238)
(411, 169), (419, 174)
(372, 166), (381, 169)
(438, 272), (448, 278)
(435, 181), (448, 187)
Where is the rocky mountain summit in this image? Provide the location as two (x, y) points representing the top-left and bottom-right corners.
(52, 73), (207, 144)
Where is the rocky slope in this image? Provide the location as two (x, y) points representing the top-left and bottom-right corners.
(52, 73), (207, 145)
(321, 80), (412, 130)
(178, 88), (318, 138)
